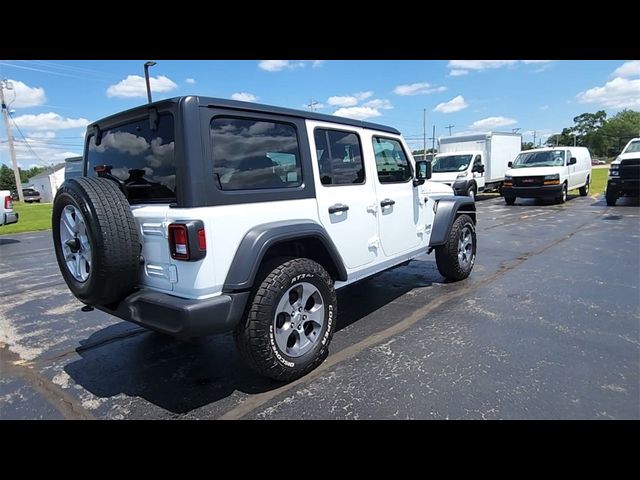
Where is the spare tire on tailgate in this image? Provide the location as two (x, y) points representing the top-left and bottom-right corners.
(52, 177), (140, 306)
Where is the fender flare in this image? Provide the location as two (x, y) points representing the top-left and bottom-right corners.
(223, 220), (347, 292)
(429, 197), (476, 247)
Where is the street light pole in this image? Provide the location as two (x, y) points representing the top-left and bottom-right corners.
(0, 80), (23, 203)
(423, 108), (427, 160)
(144, 61), (156, 104)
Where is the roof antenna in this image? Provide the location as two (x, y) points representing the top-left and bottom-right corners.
(144, 61), (156, 104)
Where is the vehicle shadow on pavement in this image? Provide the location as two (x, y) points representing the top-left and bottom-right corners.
(0, 237), (20, 245)
(63, 259), (439, 415)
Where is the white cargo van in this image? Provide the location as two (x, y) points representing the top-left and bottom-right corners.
(430, 132), (522, 199)
(502, 146), (592, 204)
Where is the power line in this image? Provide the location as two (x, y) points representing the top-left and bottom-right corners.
(8, 111), (49, 165)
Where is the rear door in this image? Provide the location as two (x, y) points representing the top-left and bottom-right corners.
(307, 122), (378, 269)
(368, 134), (422, 257)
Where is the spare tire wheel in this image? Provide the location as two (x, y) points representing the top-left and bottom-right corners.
(52, 177), (140, 306)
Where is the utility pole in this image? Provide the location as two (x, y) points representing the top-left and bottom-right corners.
(423, 108), (427, 159)
(430, 125), (436, 154)
(445, 124), (455, 136)
(0, 80), (23, 203)
(306, 100), (319, 112)
(532, 130), (537, 147)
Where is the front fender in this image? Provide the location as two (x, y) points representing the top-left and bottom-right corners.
(428, 196), (476, 247)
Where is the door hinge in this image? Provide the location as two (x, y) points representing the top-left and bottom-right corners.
(366, 204), (378, 215)
(367, 236), (380, 249)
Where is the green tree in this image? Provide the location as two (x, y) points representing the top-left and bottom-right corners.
(521, 142), (536, 150)
(600, 109), (640, 156)
(0, 164), (18, 191)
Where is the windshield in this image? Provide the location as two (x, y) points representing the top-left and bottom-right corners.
(623, 140), (640, 154)
(432, 154), (472, 173)
(512, 150), (565, 168)
(87, 114), (176, 203)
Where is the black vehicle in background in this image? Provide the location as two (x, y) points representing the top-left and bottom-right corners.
(11, 188), (42, 202)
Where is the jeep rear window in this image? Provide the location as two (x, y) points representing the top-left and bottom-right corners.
(86, 114), (176, 203)
(211, 117), (302, 191)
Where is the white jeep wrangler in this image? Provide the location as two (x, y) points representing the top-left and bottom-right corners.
(52, 96), (476, 381)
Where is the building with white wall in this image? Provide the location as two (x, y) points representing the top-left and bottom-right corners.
(27, 164), (65, 203)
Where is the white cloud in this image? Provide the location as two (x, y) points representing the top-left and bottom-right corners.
(448, 60), (517, 71)
(4, 79), (46, 108)
(363, 99), (393, 110)
(539, 105), (549, 111)
(471, 116), (517, 130)
(231, 92), (259, 102)
(434, 95), (468, 113)
(327, 91), (373, 107)
(312, 60), (325, 68)
(393, 82), (447, 96)
(106, 75), (178, 98)
(12, 112), (90, 130)
(185, 78), (196, 84)
(333, 107), (381, 120)
(576, 77), (640, 109)
(301, 102), (326, 110)
(612, 60), (640, 78)
(447, 60), (553, 74)
(258, 60), (305, 72)
(0, 134), (80, 169)
(328, 95), (358, 107)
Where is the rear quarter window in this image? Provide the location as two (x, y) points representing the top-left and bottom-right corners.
(211, 117), (303, 191)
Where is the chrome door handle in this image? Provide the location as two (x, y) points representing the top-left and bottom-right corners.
(328, 204), (349, 214)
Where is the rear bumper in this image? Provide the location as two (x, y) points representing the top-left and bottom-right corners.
(502, 185), (562, 198)
(607, 179), (640, 195)
(97, 289), (250, 338)
(2, 212), (19, 225)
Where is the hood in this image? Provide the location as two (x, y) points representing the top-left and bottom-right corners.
(431, 171), (464, 182)
(423, 180), (455, 197)
(613, 152), (640, 165)
(507, 166), (562, 177)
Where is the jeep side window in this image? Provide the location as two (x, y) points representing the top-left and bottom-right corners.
(211, 117), (302, 191)
(372, 137), (412, 183)
(314, 129), (365, 185)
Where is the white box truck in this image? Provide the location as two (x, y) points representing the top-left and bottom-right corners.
(431, 132), (522, 199)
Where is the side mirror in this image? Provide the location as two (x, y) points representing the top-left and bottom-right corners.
(569, 157), (577, 165)
(473, 164), (485, 174)
(414, 160), (431, 186)
(508, 161), (513, 168)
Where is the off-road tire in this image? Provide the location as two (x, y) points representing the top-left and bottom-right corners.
(234, 258), (337, 382)
(52, 177), (140, 306)
(605, 188), (618, 206)
(435, 214), (476, 281)
(504, 195), (516, 205)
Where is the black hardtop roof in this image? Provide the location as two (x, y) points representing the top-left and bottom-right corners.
(88, 96), (401, 135)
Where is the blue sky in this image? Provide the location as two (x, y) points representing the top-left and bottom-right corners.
(1, 59), (638, 169)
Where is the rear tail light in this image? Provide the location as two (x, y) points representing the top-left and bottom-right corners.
(168, 221), (206, 261)
(4, 196), (12, 210)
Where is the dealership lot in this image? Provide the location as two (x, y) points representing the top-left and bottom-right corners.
(1, 194), (638, 419)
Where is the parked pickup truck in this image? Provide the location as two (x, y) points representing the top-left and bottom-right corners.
(0, 190), (19, 227)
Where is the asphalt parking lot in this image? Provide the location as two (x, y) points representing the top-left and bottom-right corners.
(1, 193), (638, 420)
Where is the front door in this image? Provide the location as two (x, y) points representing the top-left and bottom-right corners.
(472, 154), (486, 191)
(308, 122), (378, 269)
(369, 135), (422, 257)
